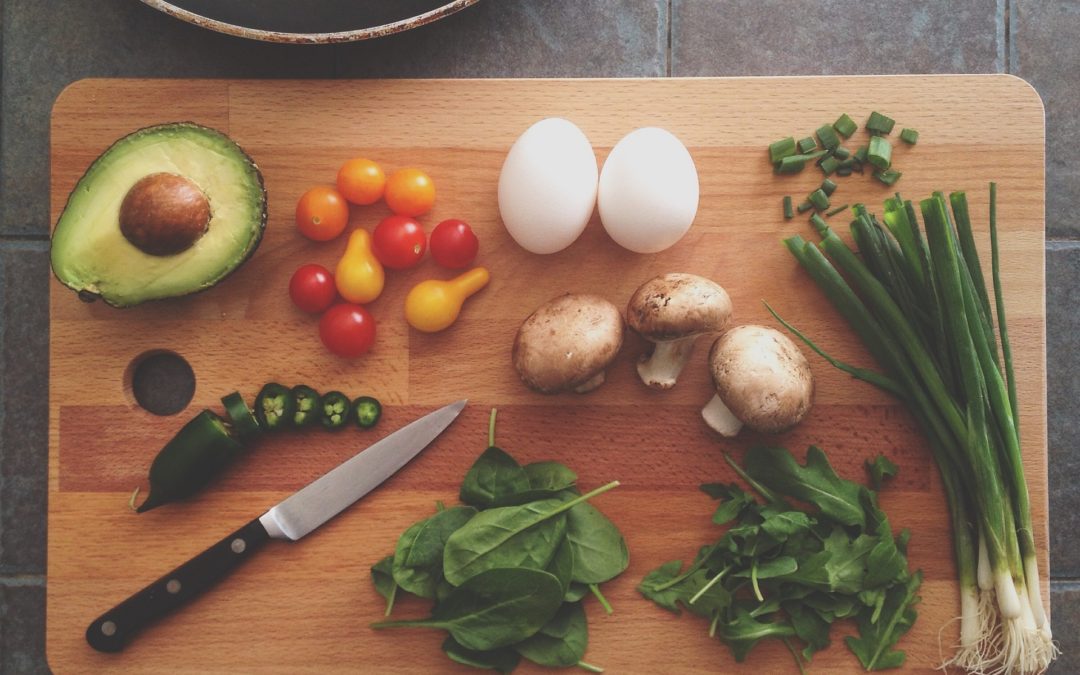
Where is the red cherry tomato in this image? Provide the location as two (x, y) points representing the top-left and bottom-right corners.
(372, 215), (427, 270)
(289, 264), (337, 313)
(319, 303), (376, 358)
(430, 219), (479, 269)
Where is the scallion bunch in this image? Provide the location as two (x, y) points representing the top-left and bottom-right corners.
(771, 186), (1057, 674)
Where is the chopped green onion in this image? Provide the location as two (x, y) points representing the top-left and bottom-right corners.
(900, 128), (919, 145)
(821, 178), (838, 196)
(797, 136), (817, 153)
(854, 145), (869, 163)
(810, 213), (829, 236)
(875, 168), (902, 186)
(796, 200), (814, 214)
(826, 203), (850, 217)
(783, 195), (794, 219)
(833, 146), (851, 160)
(809, 188), (830, 211)
(866, 111), (896, 135)
(819, 156), (840, 176)
(816, 124), (841, 151)
(867, 136), (892, 170)
(836, 165), (853, 177)
(769, 137), (797, 164)
(775, 150), (828, 174)
(833, 113), (858, 138)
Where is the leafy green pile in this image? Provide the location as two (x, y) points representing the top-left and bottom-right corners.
(638, 446), (920, 672)
(370, 410), (627, 673)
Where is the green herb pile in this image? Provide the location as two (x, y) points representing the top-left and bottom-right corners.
(638, 446), (920, 672)
(772, 187), (1057, 673)
(370, 410), (627, 673)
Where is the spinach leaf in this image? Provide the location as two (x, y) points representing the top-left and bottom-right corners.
(372, 568), (563, 651)
(515, 602), (588, 668)
(745, 446), (866, 529)
(564, 582), (589, 603)
(460, 446), (531, 508)
(844, 572), (922, 670)
(865, 453), (899, 490)
(442, 636), (521, 674)
(443, 484), (617, 586)
(393, 506), (477, 598)
(566, 502), (629, 584)
(548, 536), (574, 595)
(370, 555), (398, 617)
(523, 461), (577, 491)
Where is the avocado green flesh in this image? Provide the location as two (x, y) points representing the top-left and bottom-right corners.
(51, 123), (266, 307)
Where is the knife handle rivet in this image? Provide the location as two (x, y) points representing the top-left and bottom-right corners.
(166, 579), (181, 594)
(101, 620), (117, 636)
(231, 538), (247, 554)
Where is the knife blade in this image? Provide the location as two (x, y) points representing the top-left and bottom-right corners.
(86, 399), (466, 653)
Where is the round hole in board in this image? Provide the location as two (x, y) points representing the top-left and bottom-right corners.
(126, 351), (196, 416)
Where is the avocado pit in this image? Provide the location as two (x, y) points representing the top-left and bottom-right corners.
(119, 172), (211, 256)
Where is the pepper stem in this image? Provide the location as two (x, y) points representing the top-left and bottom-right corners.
(488, 408), (497, 447)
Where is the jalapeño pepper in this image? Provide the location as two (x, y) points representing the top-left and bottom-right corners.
(352, 396), (382, 429)
(221, 391), (261, 442)
(136, 410), (243, 513)
(320, 391), (352, 430)
(291, 385), (321, 428)
(255, 382), (295, 431)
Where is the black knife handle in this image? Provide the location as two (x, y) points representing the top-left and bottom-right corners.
(86, 517), (271, 652)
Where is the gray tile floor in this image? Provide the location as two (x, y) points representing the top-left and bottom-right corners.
(2, 0), (1076, 671)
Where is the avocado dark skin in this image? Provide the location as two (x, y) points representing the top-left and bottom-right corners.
(50, 122), (268, 308)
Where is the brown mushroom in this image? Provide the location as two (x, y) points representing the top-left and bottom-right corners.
(513, 294), (624, 394)
(701, 324), (814, 436)
(626, 272), (732, 389)
(119, 172), (211, 256)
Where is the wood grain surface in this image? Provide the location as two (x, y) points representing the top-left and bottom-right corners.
(47, 76), (1047, 673)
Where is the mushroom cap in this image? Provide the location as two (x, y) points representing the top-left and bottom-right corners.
(513, 294), (625, 393)
(627, 273), (732, 341)
(708, 325), (814, 433)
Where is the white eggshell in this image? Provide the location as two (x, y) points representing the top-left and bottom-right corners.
(498, 118), (598, 254)
(598, 127), (699, 254)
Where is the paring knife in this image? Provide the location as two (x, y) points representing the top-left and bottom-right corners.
(86, 399), (467, 653)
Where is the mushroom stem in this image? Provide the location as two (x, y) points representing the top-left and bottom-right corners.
(701, 394), (743, 437)
(572, 371), (607, 394)
(637, 336), (697, 389)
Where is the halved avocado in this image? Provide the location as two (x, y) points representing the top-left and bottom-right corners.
(51, 122), (267, 307)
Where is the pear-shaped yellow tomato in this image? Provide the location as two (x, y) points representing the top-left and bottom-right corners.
(405, 267), (490, 333)
(335, 229), (385, 304)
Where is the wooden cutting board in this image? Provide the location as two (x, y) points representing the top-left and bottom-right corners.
(47, 76), (1047, 673)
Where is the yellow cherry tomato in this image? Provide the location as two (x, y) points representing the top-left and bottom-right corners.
(335, 229), (385, 304)
(385, 167), (435, 217)
(405, 267), (490, 333)
(337, 158), (386, 206)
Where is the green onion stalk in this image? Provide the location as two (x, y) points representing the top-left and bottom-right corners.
(771, 186), (1056, 673)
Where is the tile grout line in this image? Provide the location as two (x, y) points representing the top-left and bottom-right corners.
(665, 0), (672, 77)
(0, 574), (46, 586)
(1002, 0), (1010, 73)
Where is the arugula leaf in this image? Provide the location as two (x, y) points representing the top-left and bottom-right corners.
(845, 572), (922, 670)
(442, 636), (521, 674)
(393, 506), (477, 598)
(680, 568), (732, 617)
(745, 446), (866, 529)
(637, 560), (686, 613)
(759, 507), (814, 540)
(701, 483), (754, 524)
(460, 446), (531, 508)
(865, 453), (899, 490)
(716, 605), (797, 663)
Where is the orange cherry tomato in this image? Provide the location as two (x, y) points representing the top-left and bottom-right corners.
(295, 186), (350, 241)
(337, 158), (386, 206)
(385, 168), (435, 217)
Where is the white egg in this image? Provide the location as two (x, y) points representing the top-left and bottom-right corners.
(598, 127), (699, 254)
(498, 118), (598, 254)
